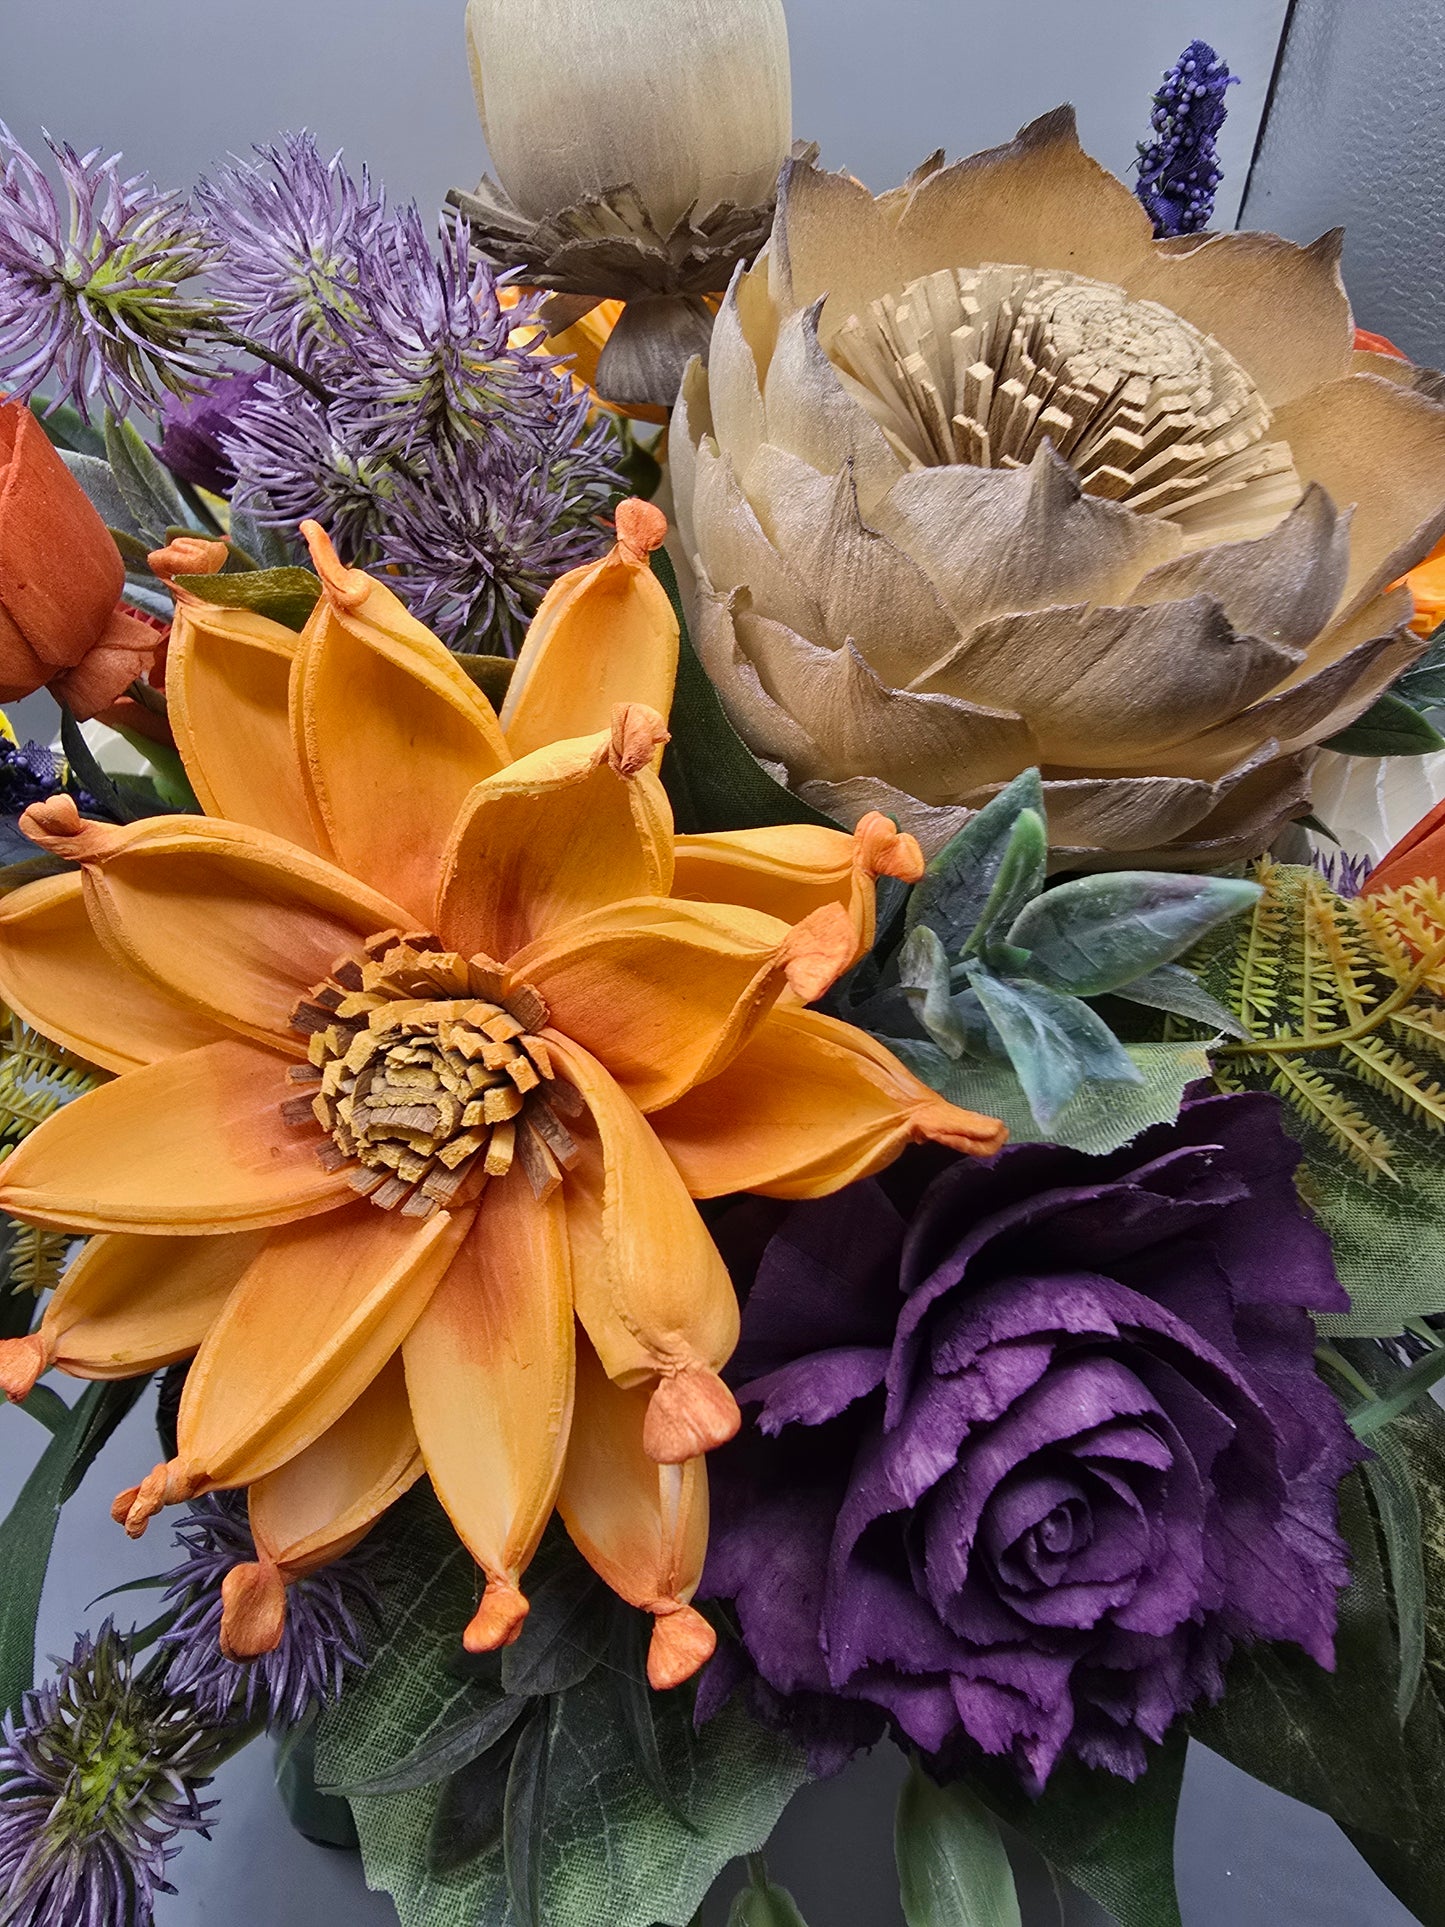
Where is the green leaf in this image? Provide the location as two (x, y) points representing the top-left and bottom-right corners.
(1324, 692), (1445, 757)
(0, 1376), (151, 1715)
(905, 771), (1045, 953)
(1107, 962), (1250, 1038)
(455, 653), (518, 708)
(18, 1384), (70, 1436)
(173, 567), (321, 633)
(1010, 874), (1261, 998)
(275, 1724), (359, 1851)
(894, 1758), (1021, 1927)
(428, 1726), (522, 1876)
(504, 1699), (554, 1927)
(103, 413), (203, 545)
(1350, 1345), (1445, 1439)
(500, 1553), (613, 1698)
(59, 709), (172, 824)
(963, 809), (1047, 961)
(58, 451), (148, 541)
(727, 1859), (811, 1926)
(1363, 1432), (1427, 1723)
(965, 963), (1143, 1126)
(34, 399), (107, 458)
(899, 927), (973, 1060)
(652, 548), (832, 836)
(1395, 632), (1445, 714)
(227, 509), (304, 571)
(314, 1492), (806, 1927)
(108, 726), (202, 814)
(330, 1695), (528, 1798)
(973, 1728), (1187, 1927)
(891, 1038), (1209, 1158)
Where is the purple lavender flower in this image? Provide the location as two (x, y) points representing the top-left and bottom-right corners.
(1135, 42), (1237, 238)
(0, 740), (66, 818)
(700, 1093), (1359, 1789)
(0, 126), (221, 419)
(1312, 843), (1374, 900)
(157, 1496), (374, 1734)
(156, 368), (265, 494)
(0, 1624), (215, 1927)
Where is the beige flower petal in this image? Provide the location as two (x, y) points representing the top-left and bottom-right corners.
(1130, 485), (1347, 648)
(741, 443), (956, 684)
(872, 445), (1180, 636)
(769, 154), (908, 335)
(795, 775), (973, 858)
(690, 440), (828, 642)
(759, 299), (902, 510)
(691, 582), (834, 775)
(1271, 374), (1445, 618)
(670, 363), (709, 566)
(1132, 230), (1353, 408)
(894, 108), (1156, 297)
(706, 275), (768, 485)
(917, 596), (1299, 764)
(1276, 582), (1419, 686)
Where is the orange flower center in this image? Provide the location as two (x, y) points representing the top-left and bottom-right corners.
(283, 932), (583, 1216)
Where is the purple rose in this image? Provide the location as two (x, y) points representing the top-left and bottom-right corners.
(700, 1092), (1359, 1788)
(157, 368), (266, 494)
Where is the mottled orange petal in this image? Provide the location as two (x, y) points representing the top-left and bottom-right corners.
(500, 502), (679, 759)
(651, 1004), (1008, 1199)
(167, 599), (320, 850)
(437, 726), (674, 962)
(403, 1167), (574, 1652)
(293, 522), (512, 924)
(558, 1336), (714, 1690)
(0, 871), (229, 1073)
(0, 1039), (356, 1234)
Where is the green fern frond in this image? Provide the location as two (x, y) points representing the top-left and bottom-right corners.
(1343, 1036), (1445, 1132)
(1268, 1056), (1398, 1179)
(1230, 857), (1287, 1027)
(0, 1007), (99, 1148)
(1302, 877), (1377, 1031)
(6, 1220), (71, 1295)
(1389, 1005), (1445, 1057)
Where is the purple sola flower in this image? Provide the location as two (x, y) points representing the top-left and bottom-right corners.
(1135, 41), (1237, 238)
(157, 368), (266, 494)
(700, 1092), (1359, 1789)
(157, 1495), (374, 1734)
(0, 1624), (215, 1927)
(0, 125), (222, 419)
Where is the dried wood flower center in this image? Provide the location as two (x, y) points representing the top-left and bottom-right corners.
(830, 263), (1302, 548)
(283, 931), (583, 1218)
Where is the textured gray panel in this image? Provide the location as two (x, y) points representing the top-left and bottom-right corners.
(1243, 0), (1445, 364)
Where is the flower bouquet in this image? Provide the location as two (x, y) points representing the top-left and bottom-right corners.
(3, 10), (1445, 1925)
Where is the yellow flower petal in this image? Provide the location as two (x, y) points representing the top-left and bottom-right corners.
(651, 1003), (1007, 1198)
(293, 522), (513, 923)
(403, 1166), (574, 1652)
(500, 501), (679, 758)
(0, 871), (229, 1073)
(546, 1034), (739, 1461)
(0, 1039), (356, 1234)
(167, 599), (319, 850)
(558, 1336), (714, 1691)
(437, 720), (674, 962)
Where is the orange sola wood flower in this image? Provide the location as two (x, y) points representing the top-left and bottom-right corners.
(0, 499), (1004, 1689)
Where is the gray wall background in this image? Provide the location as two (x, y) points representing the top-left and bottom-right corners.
(0, 1), (1435, 1922)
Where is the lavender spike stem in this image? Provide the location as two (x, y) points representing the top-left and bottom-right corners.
(1135, 41), (1238, 239)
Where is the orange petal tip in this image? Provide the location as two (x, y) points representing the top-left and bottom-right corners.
(219, 1560), (288, 1659)
(644, 1365), (741, 1464)
(0, 1332), (50, 1403)
(120, 1457), (202, 1538)
(463, 1577), (530, 1653)
(148, 536), (230, 580)
(913, 1096), (1008, 1160)
(779, 901), (858, 1003)
(19, 796), (127, 862)
(300, 519), (369, 609)
(647, 1604), (716, 1690)
(608, 702), (671, 776)
(614, 498), (667, 562)
(853, 812), (925, 885)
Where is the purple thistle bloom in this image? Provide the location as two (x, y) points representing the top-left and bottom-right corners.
(700, 1093), (1359, 1790)
(1135, 41), (1237, 238)
(0, 1624), (216, 1927)
(0, 126), (222, 420)
(1312, 843), (1374, 899)
(156, 1495), (374, 1735)
(222, 377), (400, 558)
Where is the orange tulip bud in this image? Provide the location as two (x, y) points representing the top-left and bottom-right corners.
(1362, 796), (1445, 899)
(0, 399), (163, 717)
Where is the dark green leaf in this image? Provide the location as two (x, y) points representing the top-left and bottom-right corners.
(428, 1724), (522, 1875)
(1107, 962), (1250, 1038)
(275, 1724), (359, 1850)
(1325, 692), (1445, 757)
(1350, 1345), (1445, 1439)
(727, 1860), (811, 1926)
(895, 1757), (1021, 1927)
(899, 926), (972, 1060)
(107, 726), (201, 814)
(1363, 1432), (1427, 1723)
(612, 1610), (696, 1828)
(34, 399), (107, 458)
(501, 1554), (613, 1698)
(1010, 874), (1261, 998)
(1395, 632), (1445, 714)
(974, 1728), (1186, 1927)
(964, 809), (1047, 960)
(60, 709), (171, 824)
(504, 1699), (554, 1927)
(227, 509), (304, 571)
(455, 653), (517, 708)
(965, 963), (1143, 1126)
(330, 1694), (528, 1797)
(0, 1376), (151, 1714)
(906, 771), (1045, 952)
(173, 567), (321, 633)
(653, 548), (834, 836)
(103, 413), (202, 544)
(18, 1384), (69, 1436)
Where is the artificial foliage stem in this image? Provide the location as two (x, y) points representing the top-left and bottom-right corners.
(1217, 931), (1445, 1060)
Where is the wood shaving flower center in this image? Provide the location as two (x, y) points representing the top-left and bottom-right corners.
(284, 932), (583, 1217)
(830, 262), (1302, 547)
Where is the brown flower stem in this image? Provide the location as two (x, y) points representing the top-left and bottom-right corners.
(208, 326), (335, 406)
(1216, 931), (1445, 1061)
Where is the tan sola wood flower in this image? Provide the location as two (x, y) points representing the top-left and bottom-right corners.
(671, 110), (1445, 866)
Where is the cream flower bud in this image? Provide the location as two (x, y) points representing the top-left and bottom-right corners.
(465, 0), (792, 233)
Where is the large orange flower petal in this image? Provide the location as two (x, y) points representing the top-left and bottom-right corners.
(512, 896), (847, 1112)
(24, 809), (411, 1051)
(437, 721), (674, 963)
(546, 1035), (739, 1463)
(557, 1337), (714, 1690)
(651, 1004), (1008, 1199)
(166, 599), (319, 851)
(499, 502), (679, 759)
(403, 1166), (574, 1652)
(0, 1228), (264, 1402)
(0, 1039), (355, 1234)
(0, 871), (229, 1073)
(223, 1360), (423, 1660)
(293, 523), (512, 924)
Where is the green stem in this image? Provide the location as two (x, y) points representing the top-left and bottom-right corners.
(208, 326), (335, 406)
(1218, 931), (1445, 1061)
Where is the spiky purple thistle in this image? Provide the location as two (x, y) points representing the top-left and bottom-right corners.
(1313, 842), (1374, 899)
(0, 1624), (216, 1927)
(1135, 41), (1237, 239)
(0, 126), (222, 420)
(156, 1496), (374, 1735)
